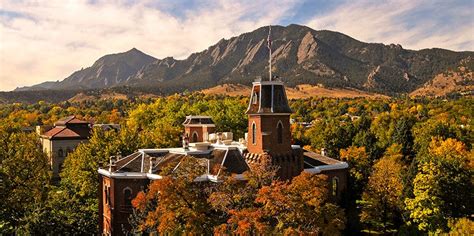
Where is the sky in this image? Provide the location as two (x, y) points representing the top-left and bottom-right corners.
(0, 0), (473, 91)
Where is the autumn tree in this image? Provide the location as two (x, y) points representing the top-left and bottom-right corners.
(359, 144), (405, 233)
(0, 127), (51, 234)
(405, 138), (473, 234)
(47, 126), (143, 234)
(447, 218), (474, 235)
(340, 146), (371, 197)
(131, 157), (217, 234)
(210, 157), (279, 234)
(255, 172), (346, 235)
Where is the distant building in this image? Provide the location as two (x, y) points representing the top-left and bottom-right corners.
(93, 123), (121, 132)
(37, 116), (92, 178)
(98, 80), (349, 235)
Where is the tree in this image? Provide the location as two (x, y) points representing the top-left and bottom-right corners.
(359, 144), (405, 233)
(210, 157), (279, 234)
(131, 157), (216, 234)
(340, 146), (371, 197)
(405, 138), (473, 233)
(0, 128), (51, 234)
(391, 116), (415, 159)
(447, 218), (474, 235)
(307, 119), (356, 158)
(50, 126), (143, 234)
(255, 172), (346, 235)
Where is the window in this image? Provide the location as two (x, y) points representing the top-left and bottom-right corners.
(252, 92), (258, 104)
(104, 186), (110, 205)
(123, 188), (132, 206)
(252, 122), (257, 145)
(58, 148), (64, 158)
(192, 132), (199, 143)
(332, 177), (339, 197)
(277, 121), (283, 144)
(66, 147), (72, 155)
(58, 162), (64, 172)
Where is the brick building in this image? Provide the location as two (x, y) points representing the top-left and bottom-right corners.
(98, 80), (348, 235)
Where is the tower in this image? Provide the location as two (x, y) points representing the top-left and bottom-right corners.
(246, 81), (293, 154)
(243, 25), (304, 179)
(244, 80), (304, 180)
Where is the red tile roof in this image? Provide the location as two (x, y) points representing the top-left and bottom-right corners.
(42, 127), (85, 139)
(54, 115), (90, 126)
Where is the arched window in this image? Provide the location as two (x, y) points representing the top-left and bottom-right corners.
(123, 187), (132, 206)
(192, 132), (199, 143)
(58, 148), (64, 158)
(66, 147), (72, 155)
(252, 122), (257, 145)
(252, 92), (258, 104)
(332, 177), (339, 197)
(104, 185), (110, 205)
(58, 162), (64, 172)
(277, 121), (283, 144)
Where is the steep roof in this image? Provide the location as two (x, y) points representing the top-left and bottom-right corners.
(246, 81), (292, 114)
(54, 115), (90, 126)
(42, 126), (87, 139)
(107, 147), (250, 179)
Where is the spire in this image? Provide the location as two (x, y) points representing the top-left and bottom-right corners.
(267, 25), (272, 81)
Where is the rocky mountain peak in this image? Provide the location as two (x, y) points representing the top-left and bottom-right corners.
(16, 24), (474, 96)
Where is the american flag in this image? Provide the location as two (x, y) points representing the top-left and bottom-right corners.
(267, 26), (272, 50)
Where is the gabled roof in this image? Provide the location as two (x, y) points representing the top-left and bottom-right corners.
(54, 115), (90, 126)
(42, 126), (86, 139)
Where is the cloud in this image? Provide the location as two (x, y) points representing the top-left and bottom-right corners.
(0, 0), (473, 91)
(0, 0), (298, 91)
(306, 0), (474, 51)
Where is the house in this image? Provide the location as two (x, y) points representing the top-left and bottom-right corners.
(98, 80), (349, 235)
(38, 116), (92, 178)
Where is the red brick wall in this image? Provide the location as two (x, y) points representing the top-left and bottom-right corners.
(100, 176), (149, 235)
(247, 115), (292, 155)
(185, 126), (215, 142)
(321, 169), (348, 202)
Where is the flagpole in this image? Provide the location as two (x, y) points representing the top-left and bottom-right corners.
(268, 25), (272, 81)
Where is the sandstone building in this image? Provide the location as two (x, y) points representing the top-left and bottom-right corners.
(38, 116), (92, 178)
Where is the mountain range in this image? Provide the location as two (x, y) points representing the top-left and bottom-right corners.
(14, 24), (474, 97)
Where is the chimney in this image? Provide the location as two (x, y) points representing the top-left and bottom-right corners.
(216, 132), (223, 145)
(149, 157), (154, 174)
(182, 133), (189, 150)
(321, 148), (326, 156)
(109, 156), (117, 172)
